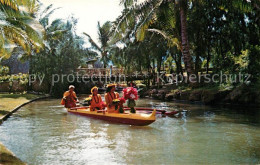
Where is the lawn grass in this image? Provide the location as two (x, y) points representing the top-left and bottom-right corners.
(0, 93), (43, 118)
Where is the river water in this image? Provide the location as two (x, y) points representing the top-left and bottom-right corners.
(0, 96), (259, 164)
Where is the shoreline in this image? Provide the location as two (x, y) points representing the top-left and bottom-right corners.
(0, 95), (50, 124)
(140, 84), (260, 108)
(0, 94), (50, 164)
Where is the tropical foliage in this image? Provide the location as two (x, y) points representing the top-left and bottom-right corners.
(83, 21), (113, 68)
(109, 0), (260, 86)
(0, 66), (10, 76)
(0, 0), (44, 60)
(30, 5), (90, 96)
(0, 0), (259, 95)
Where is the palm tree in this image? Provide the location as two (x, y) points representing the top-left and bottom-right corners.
(176, 0), (254, 77)
(32, 5), (89, 94)
(111, 0), (195, 80)
(176, 0), (194, 77)
(0, 0), (44, 60)
(83, 21), (112, 68)
(112, 0), (255, 81)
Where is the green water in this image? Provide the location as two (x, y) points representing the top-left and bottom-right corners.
(0, 96), (259, 164)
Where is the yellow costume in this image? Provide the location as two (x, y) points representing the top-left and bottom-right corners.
(105, 92), (119, 113)
(89, 94), (103, 110)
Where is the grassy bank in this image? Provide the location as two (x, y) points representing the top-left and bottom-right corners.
(0, 142), (25, 165)
(0, 93), (43, 118)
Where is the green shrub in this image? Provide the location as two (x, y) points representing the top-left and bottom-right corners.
(0, 66), (9, 76)
(0, 73), (29, 84)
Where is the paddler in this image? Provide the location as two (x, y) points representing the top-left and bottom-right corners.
(89, 86), (104, 111)
(105, 84), (119, 113)
(61, 85), (78, 108)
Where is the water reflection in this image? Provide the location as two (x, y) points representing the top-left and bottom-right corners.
(0, 97), (259, 164)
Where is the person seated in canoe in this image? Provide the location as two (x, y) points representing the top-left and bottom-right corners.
(89, 86), (105, 111)
(105, 84), (120, 113)
(61, 85), (78, 108)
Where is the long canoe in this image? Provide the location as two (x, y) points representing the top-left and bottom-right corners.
(67, 107), (156, 126)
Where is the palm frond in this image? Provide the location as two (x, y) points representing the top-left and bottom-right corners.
(0, 0), (44, 58)
(97, 21), (111, 48)
(147, 28), (180, 49)
(39, 5), (60, 28)
(111, 0), (165, 42)
(83, 32), (102, 52)
(0, 0), (18, 11)
(110, 8), (134, 40)
(40, 4), (53, 17)
(135, 0), (163, 41)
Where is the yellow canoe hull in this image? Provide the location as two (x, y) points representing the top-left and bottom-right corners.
(67, 108), (156, 126)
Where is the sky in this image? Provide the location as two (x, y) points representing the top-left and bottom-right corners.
(40, 0), (123, 44)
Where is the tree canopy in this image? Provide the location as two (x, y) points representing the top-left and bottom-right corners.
(1, 0), (259, 93)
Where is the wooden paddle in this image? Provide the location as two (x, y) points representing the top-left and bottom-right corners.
(123, 107), (179, 115)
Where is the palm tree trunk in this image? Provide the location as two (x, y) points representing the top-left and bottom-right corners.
(206, 45), (210, 74)
(102, 51), (107, 69)
(28, 55), (33, 91)
(157, 56), (162, 87)
(174, 51), (184, 76)
(179, 3), (194, 78)
(152, 59), (156, 85)
(178, 52), (183, 76)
